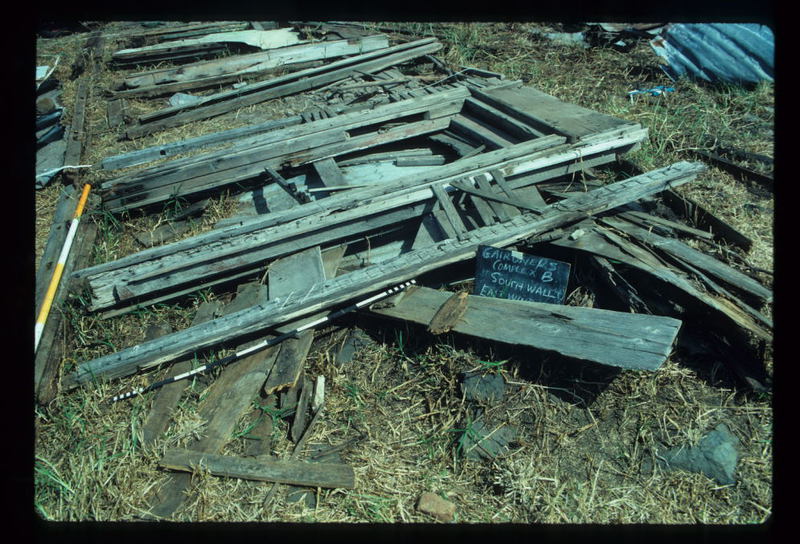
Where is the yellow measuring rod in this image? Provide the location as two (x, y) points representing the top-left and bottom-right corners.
(35, 184), (91, 353)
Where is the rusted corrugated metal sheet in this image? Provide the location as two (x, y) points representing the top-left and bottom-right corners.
(650, 23), (774, 84)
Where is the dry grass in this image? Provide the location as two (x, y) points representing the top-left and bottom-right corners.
(35, 22), (773, 524)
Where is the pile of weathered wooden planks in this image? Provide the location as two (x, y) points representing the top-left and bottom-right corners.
(34, 23), (774, 517)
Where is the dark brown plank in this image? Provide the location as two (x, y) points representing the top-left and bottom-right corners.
(160, 448), (355, 489)
(140, 301), (222, 446)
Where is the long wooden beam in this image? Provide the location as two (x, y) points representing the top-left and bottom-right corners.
(63, 161), (705, 388)
(124, 38), (442, 138)
(369, 286), (682, 370)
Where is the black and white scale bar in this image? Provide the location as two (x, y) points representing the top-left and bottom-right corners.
(111, 280), (416, 403)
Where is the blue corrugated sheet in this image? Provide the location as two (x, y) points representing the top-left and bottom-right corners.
(649, 23), (774, 85)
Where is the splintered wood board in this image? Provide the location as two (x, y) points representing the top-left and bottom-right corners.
(476, 84), (635, 142)
(370, 285), (682, 370)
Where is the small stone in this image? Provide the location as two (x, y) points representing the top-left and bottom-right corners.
(417, 492), (456, 522)
(460, 372), (506, 404)
(654, 423), (740, 485)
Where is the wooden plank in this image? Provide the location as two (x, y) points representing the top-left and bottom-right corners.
(491, 168), (545, 210)
(431, 184), (468, 236)
(63, 78), (89, 166)
(106, 99), (125, 129)
(370, 286), (682, 370)
(551, 225), (772, 341)
(474, 177), (513, 221)
(101, 116), (303, 171)
(617, 210), (714, 241)
(411, 211), (449, 250)
(87, 134), (564, 276)
(312, 157), (347, 187)
(113, 36), (389, 98)
(160, 448), (355, 489)
(290, 375), (312, 443)
(105, 116), (453, 213)
(35, 220), (97, 405)
(473, 84), (635, 143)
(112, 29), (304, 65)
(78, 133), (645, 314)
(140, 301), (221, 446)
(660, 189), (753, 251)
(35, 185), (77, 311)
(125, 39), (442, 138)
(87, 201), (431, 312)
(464, 96), (545, 139)
(454, 178), (526, 218)
(449, 113), (517, 149)
(600, 216), (772, 304)
(64, 162), (706, 387)
(263, 246), (329, 394)
(145, 275), (282, 518)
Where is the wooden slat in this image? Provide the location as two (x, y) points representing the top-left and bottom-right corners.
(600, 216), (772, 304)
(311, 157), (348, 187)
(369, 286), (682, 370)
(35, 220), (97, 405)
(472, 84), (636, 143)
(80, 133), (646, 314)
(449, 113), (517, 149)
(550, 224), (772, 341)
(160, 448), (355, 489)
(113, 36), (389, 98)
(63, 79), (89, 166)
(125, 39), (442, 138)
(64, 162), (706, 387)
(464, 96), (545, 139)
(431, 184), (468, 236)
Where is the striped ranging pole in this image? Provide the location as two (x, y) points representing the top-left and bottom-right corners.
(35, 184), (92, 353)
(111, 279), (417, 402)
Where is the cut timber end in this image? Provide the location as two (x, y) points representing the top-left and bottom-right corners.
(427, 291), (469, 334)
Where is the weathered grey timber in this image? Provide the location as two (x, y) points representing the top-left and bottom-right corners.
(144, 260), (299, 518)
(550, 223), (772, 341)
(473, 83), (634, 143)
(100, 116), (304, 170)
(64, 161), (705, 387)
(102, 89), (468, 212)
(106, 86), (467, 183)
(370, 285), (681, 370)
(600, 216), (772, 304)
(124, 38), (443, 138)
(111, 28), (304, 66)
(617, 210), (714, 241)
(140, 302), (221, 446)
(113, 36), (389, 98)
(160, 449), (355, 489)
(36, 185), (77, 311)
(63, 79), (90, 167)
(78, 131), (649, 313)
(449, 114), (518, 149)
(35, 221), (97, 405)
(106, 117), (452, 212)
(463, 96), (546, 139)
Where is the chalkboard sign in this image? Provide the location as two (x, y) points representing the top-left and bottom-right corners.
(474, 245), (571, 304)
